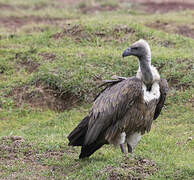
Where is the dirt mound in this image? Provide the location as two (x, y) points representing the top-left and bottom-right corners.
(130, 0), (194, 13)
(147, 20), (194, 39)
(176, 25), (194, 39)
(147, 20), (171, 31)
(99, 156), (158, 179)
(0, 136), (34, 160)
(39, 52), (56, 62)
(80, 4), (118, 14)
(18, 59), (40, 73)
(0, 136), (66, 179)
(52, 24), (84, 40)
(0, 16), (64, 30)
(52, 24), (135, 43)
(52, 24), (97, 43)
(9, 82), (81, 112)
(143, 2), (194, 13)
(0, 3), (14, 10)
(15, 51), (40, 73)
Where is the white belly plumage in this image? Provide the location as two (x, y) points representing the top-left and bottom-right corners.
(119, 132), (141, 149)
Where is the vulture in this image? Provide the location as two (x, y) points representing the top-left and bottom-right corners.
(68, 39), (168, 159)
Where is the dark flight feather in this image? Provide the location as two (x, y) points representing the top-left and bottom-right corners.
(154, 79), (168, 120)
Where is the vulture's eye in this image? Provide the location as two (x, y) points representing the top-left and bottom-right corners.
(133, 47), (138, 50)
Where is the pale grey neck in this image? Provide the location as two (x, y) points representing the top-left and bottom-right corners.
(138, 55), (153, 86)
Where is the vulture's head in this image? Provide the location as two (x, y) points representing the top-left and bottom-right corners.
(122, 39), (151, 59)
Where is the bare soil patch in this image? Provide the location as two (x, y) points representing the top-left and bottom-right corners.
(147, 20), (194, 39)
(176, 25), (194, 39)
(0, 136), (34, 161)
(80, 4), (118, 14)
(0, 3), (14, 10)
(52, 24), (135, 43)
(0, 136), (65, 179)
(143, 2), (194, 13)
(0, 2), (60, 11)
(147, 20), (172, 32)
(98, 156), (158, 179)
(52, 24), (90, 42)
(9, 82), (81, 112)
(129, 0), (194, 13)
(39, 52), (56, 62)
(0, 136), (65, 161)
(0, 16), (65, 30)
(57, 0), (82, 5)
(58, 0), (118, 13)
(15, 51), (40, 73)
(18, 59), (40, 73)
(166, 58), (193, 90)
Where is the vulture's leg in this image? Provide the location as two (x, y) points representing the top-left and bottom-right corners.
(120, 144), (126, 154)
(127, 143), (133, 153)
(126, 132), (141, 153)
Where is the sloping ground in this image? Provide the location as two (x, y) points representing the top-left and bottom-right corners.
(146, 20), (194, 39)
(0, 0), (194, 179)
(0, 136), (65, 179)
(0, 136), (159, 179)
(142, 1), (194, 13)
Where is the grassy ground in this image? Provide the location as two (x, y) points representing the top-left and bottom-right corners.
(0, 0), (194, 179)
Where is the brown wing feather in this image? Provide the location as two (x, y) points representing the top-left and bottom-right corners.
(84, 77), (142, 145)
(94, 78), (124, 101)
(153, 79), (168, 120)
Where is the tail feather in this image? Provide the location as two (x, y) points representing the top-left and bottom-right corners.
(79, 141), (105, 159)
(68, 116), (89, 146)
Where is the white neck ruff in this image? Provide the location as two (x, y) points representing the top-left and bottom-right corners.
(136, 65), (161, 103)
(136, 65), (160, 83)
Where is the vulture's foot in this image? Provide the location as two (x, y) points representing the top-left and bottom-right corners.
(120, 144), (127, 154)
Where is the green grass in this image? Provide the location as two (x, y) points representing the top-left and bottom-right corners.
(0, 0), (194, 179)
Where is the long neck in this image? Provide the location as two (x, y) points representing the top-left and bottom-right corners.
(138, 55), (153, 87)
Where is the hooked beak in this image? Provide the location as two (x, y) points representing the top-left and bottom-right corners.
(122, 47), (131, 58)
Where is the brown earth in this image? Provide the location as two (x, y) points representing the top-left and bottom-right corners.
(8, 82), (81, 112)
(57, 0), (82, 5)
(147, 20), (194, 39)
(58, 0), (118, 14)
(97, 156), (158, 180)
(176, 25), (194, 39)
(52, 24), (135, 43)
(52, 24), (85, 41)
(15, 51), (40, 73)
(58, 0), (194, 14)
(80, 4), (118, 14)
(0, 3), (14, 10)
(0, 2), (59, 11)
(0, 16), (66, 30)
(17, 59), (40, 73)
(39, 52), (56, 62)
(143, 2), (194, 13)
(128, 0), (194, 13)
(0, 136), (66, 179)
(167, 58), (193, 90)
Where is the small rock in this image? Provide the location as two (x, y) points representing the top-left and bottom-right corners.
(187, 137), (192, 141)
